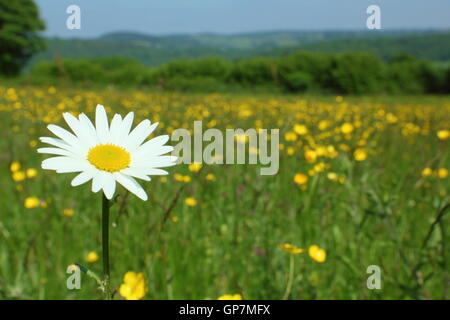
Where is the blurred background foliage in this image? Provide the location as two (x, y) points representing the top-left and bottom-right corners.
(21, 53), (450, 94)
(0, 0), (45, 75)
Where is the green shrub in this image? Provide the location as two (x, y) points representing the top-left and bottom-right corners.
(155, 57), (231, 79)
(385, 54), (444, 94)
(277, 52), (333, 90)
(229, 57), (277, 85)
(283, 71), (313, 92)
(328, 52), (386, 94)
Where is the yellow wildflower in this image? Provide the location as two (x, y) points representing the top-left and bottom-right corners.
(174, 173), (184, 182)
(284, 131), (297, 142)
(26, 168), (38, 179)
(308, 245), (326, 263)
(10, 161), (21, 172)
(218, 294), (243, 300)
(286, 146), (295, 156)
(315, 146), (327, 156)
(86, 251), (99, 263)
(353, 148), (368, 162)
(421, 167), (433, 177)
(341, 123), (354, 134)
(185, 197), (197, 207)
(12, 171), (26, 182)
(188, 163), (202, 172)
(318, 120), (330, 131)
(294, 124), (308, 135)
(304, 150), (317, 163)
(63, 208), (75, 217)
(326, 145), (338, 158)
(119, 271), (147, 300)
(278, 243), (306, 255)
(327, 172), (338, 181)
(437, 130), (450, 141)
(437, 168), (448, 179)
(313, 162), (328, 173)
(293, 173), (308, 185)
(24, 197), (40, 209)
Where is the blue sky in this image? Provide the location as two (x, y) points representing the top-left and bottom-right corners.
(36, 0), (450, 38)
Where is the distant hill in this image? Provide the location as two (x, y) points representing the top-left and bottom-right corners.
(30, 30), (450, 67)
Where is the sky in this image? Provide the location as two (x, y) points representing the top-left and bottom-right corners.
(35, 0), (450, 38)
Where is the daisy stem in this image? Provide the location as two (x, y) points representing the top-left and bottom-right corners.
(102, 194), (111, 300)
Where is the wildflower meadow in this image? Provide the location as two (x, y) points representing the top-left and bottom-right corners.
(0, 85), (448, 299)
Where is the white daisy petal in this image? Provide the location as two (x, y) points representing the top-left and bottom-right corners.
(102, 173), (116, 199)
(120, 167), (151, 181)
(40, 137), (71, 150)
(119, 112), (134, 138)
(71, 170), (94, 187)
(132, 155), (177, 168)
(56, 165), (90, 173)
(146, 145), (174, 157)
(63, 112), (82, 135)
(38, 147), (78, 157)
(95, 104), (110, 143)
(63, 112), (96, 148)
(114, 173), (148, 201)
(109, 114), (123, 145)
(92, 172), (104, 193)
(42, 156), (88, 172)
(134, 135), (170, 156)
(149, 122), (159, 135)
(124, 119), (153, 151)
(47, 124), (86, 153)
(79, 113), (98, 142)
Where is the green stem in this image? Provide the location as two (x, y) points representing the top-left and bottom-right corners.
(75, 264), (103, 289)
(282, 254), (295, 300)
(102, 194), (111, 300)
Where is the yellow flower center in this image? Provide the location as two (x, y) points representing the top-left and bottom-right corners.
(87, 144), (131, 172)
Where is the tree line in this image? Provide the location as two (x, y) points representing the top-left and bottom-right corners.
(25, 52), (450, 94)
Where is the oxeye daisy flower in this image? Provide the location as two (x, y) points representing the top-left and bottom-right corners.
(38, 104), (176, 201)
(38, 104), (176, 299)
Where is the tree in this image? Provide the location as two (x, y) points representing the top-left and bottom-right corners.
(0, 0), (45, 76)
